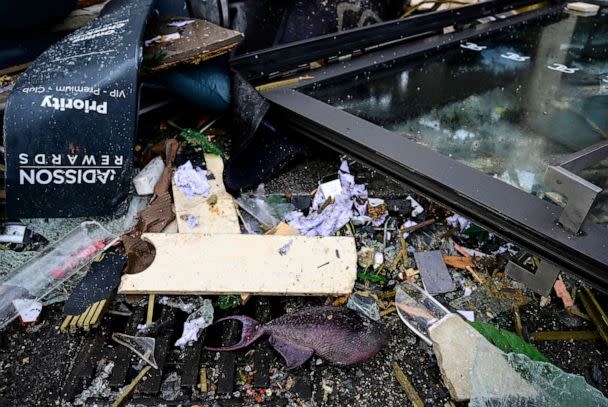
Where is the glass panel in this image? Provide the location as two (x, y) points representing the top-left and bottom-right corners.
(303, 11), (608, 223)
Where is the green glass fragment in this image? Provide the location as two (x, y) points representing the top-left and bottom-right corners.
(470, 321), (549, 363)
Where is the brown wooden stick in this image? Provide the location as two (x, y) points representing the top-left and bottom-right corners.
(402, 219), (435, 234)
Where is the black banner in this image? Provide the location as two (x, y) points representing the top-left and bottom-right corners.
(3, 0), (155, 217)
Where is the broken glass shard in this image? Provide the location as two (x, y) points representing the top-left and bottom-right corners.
(112, 333), (158, 369)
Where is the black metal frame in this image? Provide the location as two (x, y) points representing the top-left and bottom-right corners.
(257, 3), (608, 289)
(230, 0), (553, 82)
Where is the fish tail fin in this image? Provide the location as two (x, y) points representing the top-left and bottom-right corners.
(204, 315), (264, 351)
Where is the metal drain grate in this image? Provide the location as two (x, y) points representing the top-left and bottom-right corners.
(62, 297), (314, 404)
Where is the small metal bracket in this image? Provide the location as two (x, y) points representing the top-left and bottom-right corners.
(544, 140), (608, 234)
(506, 254), (560, 296)
(544, 165), (602, 233)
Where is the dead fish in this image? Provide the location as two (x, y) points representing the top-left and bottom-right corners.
(205, 306), (388, 369)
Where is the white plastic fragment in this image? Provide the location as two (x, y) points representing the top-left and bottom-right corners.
(12, 299), (42, 324)
(0, 223), (28, 244)
(456, 310), (475, 321)
(446, 214), (470, 233)
(373, 252), (384, 270)
(175, 299), (214, 348)
(402, 220), (418, 238)
(406, 196), (424, 217)
(133, 156), (165, 195)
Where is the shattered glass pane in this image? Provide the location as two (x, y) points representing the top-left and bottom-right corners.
(304, 11), (608, 223)
(470, 341), (608, 406)
(347, 292), (381, 321)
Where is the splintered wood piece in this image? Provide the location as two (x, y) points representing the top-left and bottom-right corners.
(200, 368), (208, 393)
(118, 234), (356, 295)
(89, 299), (107, 328)
(265, 222), (300, 236)
(82, 302), (100, 328)
(173, 153), (240, 235)
(60, 315), (73, 333)
(75, 308), (89, 327)
(69, 313), (80, 333)
(443, 255), (474, 269)
(143, 18), (243, 72)
(146, 294), (155, 327)
(110, 366), (151, 407)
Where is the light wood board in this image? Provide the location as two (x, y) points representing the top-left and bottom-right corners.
(173, 153), (240, 234)
(118, 233), (357, 295)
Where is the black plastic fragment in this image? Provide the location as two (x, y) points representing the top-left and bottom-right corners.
(63, 253), (127, 316)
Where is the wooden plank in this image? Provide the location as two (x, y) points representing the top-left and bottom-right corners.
(173, 153), (240, 234)
(89, 299), (108, 328)
(180, 330), (205, 387)
(82, 302), (100, 328)
(216, 320), (239, 394)
(110, 307), (146, 387)
(118, 234), (356, 295)
(252, 298), (272, 388)
(60, 315), (73, 333)
(62, 333), (104, 400)
(141, 306), (176, 394)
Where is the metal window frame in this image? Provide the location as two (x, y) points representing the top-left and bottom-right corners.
(256, 4), (608, 290)
(230, 0), (553, 83)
